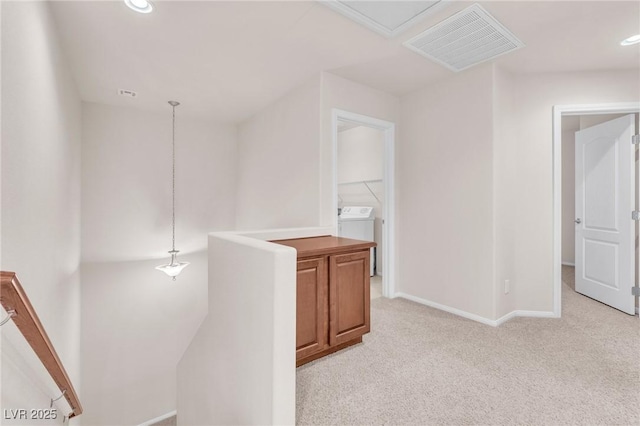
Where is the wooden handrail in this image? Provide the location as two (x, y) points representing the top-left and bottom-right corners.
(0, 271), (83, 418)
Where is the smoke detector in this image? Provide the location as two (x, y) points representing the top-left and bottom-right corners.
(118, 89), (138, 98)
(403, 4), (524, 72)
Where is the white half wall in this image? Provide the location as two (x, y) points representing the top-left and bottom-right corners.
(177, 227), (332, 426)
(1, 1), (82, 422)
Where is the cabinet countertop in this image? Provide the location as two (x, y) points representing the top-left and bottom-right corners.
(271, 235), (375, 259)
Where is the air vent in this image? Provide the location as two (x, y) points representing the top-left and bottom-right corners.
(118, 89), (137, 98)
(403, 4), (524, 72)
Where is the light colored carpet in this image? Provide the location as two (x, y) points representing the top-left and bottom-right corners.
(296, 268), (639, 425)
(562, 265), (576, 292)
(371, 275), (382, 300)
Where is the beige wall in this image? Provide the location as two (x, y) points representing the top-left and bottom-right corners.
(397, 67), (639, 321)
(236, 77), (322, 230)
(494, 66), (517, 318)
(81, 103), (238, 262)
(1, 2), (82, 422)
(235, 72), (398, 232)
(398, 64), (495, 320)
(337, 126), (384, 185)
(80, 103), (237, 425)
(511, 70), (639, 312)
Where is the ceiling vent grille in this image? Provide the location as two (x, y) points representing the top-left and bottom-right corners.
(403, 4), (524, 72)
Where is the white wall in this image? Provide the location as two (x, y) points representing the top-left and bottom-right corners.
(561, 116), (579, 266)
(493, 65), (518, 318)
(511, 70), (639, 311)
(81, 102), (237, 262)
(398, 64), (495, 320)
(337, 126), (384, 185)
(80, 252), (208, 426)
(177, 227), (333, 426)
(1, 1), (82, 423)
(80, 103), (237, 425)
(235, 72), (398, 234)
(235, 77), (321, 230)
(397, 67), (639, 322)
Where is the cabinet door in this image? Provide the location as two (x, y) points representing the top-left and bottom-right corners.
(329, 250), (370, 346)
(296, 257), (327, 360)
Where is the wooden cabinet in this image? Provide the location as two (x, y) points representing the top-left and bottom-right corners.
(272, 236), (375, 366)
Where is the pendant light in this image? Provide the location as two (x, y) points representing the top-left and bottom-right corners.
(156, 101), (189, 280)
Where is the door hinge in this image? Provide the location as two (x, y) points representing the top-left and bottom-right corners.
(633, 211), (640, 221)
(632, 287), (640, 297)
(633, 134), (640, 145)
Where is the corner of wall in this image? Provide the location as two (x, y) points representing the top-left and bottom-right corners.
(492, 65), (519, 320)
(235, 74), (323, 230)
(1, 0), (83, 417)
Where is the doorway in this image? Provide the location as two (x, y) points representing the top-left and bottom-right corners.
(553, 103), (640, 316)
(332, 109), (395, 298)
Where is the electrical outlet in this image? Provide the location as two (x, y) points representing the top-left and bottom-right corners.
(504, 279), (510, 294)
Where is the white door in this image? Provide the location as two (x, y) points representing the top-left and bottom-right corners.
(575, 114), (636, 314)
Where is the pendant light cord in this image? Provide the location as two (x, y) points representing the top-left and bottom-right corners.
(156, 100), (189, 280)
(171, 103), (176, 252)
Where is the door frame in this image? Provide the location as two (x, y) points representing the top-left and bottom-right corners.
(332, 109), (396, 298)
(552, 102), (640, 317)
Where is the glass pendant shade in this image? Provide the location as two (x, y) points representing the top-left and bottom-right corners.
(124, 0), (153, 14)
(156, 250), (190, 280)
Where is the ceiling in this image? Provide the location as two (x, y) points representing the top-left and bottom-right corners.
(49, 1), (640, 123)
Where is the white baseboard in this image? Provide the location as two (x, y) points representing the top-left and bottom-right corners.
(394, 292), (558, 327)
(495, 310), (558, 326)
(395, 292), (499, 326)
(137, 411), (177, 426)
(561, 261), (575, 266)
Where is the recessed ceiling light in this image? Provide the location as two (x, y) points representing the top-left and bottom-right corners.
(124, 0), (153, 14)
(621, 34), (640, 46)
